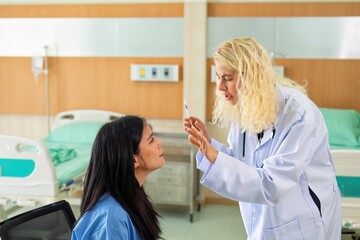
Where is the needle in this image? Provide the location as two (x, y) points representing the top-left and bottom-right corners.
(184, 99), (193, 127)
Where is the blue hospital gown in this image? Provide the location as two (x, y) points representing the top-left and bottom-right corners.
(71, 193), (140, 240)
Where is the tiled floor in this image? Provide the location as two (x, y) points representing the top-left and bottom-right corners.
(155, 204), (247, 240)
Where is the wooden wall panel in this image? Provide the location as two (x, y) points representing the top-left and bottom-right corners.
(206, 58), (360, 120)
(0, 3), (183, 18)
(0, 57), (47, 115)
(0, 3), (184, 119)
(275, 59), (360, 111)
(0, 57), (183, 118)
(208, 2), (360, 17)
(2, 2), (360, 120)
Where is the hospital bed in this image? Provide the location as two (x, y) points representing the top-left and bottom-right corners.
(0, 109), (124, 218)
(320, 108), (360, 230)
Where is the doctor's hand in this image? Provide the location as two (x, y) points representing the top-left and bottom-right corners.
(184, 120), (218, 164)
(183, 116), (211, 143)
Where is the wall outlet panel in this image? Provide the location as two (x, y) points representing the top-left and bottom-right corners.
(131, 64), (179, 82)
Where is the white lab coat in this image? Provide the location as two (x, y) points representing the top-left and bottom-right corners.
(198, 85), (341, 240)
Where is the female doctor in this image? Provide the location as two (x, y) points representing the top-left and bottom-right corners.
(184, 38), (341, 239)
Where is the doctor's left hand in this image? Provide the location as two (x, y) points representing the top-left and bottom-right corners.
(185, 124), (218, 164)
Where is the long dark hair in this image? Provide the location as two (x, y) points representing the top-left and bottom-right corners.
(78, 115), (162, 240)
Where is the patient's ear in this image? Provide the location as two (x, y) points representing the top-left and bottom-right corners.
(133, 156), (140, 169)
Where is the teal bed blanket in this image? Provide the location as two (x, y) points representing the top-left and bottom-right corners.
(43, 121), (104, 187)
(43, 141), (93, 187)
(0, 121), (103, 187)
(320, 108), (360, 198)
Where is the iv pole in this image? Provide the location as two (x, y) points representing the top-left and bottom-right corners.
(43, 46), (51, 134)
(32, 45), (51, 134)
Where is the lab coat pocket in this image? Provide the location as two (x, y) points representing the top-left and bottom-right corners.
(263, 219), (303, 240)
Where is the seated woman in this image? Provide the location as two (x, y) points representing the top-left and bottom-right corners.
(71, 115), (164, 240)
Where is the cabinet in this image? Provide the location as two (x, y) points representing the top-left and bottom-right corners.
(143, 132), (201, 222)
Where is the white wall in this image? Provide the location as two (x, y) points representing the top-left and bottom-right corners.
(0, 115), (51, 140)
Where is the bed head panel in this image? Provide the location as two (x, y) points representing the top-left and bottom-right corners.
(53, 109), (125, 130)
(0, 135), (58, 197)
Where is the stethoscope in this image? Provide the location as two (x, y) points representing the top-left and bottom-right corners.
(242, 126), (276, 168)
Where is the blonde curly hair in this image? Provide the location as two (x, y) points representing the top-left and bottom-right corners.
(212, 38), (306, 133)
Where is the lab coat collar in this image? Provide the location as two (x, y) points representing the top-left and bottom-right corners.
(254, 127), (274, 151)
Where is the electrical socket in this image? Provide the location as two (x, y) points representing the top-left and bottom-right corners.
(131, 64), (179, 82)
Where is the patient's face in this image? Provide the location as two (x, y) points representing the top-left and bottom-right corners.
(135, 124), (165, 173)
